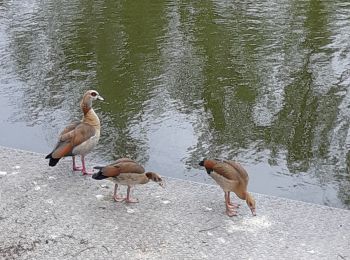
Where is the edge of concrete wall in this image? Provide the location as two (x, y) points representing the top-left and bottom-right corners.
(0, 146), (349, 260)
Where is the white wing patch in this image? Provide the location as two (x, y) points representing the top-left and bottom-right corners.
(72, 133), (100, 155)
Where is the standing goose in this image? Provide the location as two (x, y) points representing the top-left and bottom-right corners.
(92, 158), (164, 203)
(45, 90), (104, 175)
(199, 158), (256, 217)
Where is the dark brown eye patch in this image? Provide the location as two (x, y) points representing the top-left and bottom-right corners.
(91, 92), (97, 97)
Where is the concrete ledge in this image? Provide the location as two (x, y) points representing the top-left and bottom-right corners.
(0, 146), (349, 259)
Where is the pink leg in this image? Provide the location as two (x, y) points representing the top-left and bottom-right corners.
(125, 186), (138, 203)
(72, 156), (82, 171)
(81, 155), (94, 175)
(113, 184), (125, 202)
(227, 192), (240, 208)
(225, 192), (237, 217)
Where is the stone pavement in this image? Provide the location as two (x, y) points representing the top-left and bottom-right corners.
(0, 146), (349, 260)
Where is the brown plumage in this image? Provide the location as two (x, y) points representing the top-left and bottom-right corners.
(92, 158), (164, 203)
(199, 158), (256, 217)
(45, 90), (104, 175)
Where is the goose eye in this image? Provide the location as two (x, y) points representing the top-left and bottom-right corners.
(91, 92), (97, 97)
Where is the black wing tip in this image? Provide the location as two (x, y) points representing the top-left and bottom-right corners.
(199, 158), (207, 166)
(48, 158), (60, 167)
(45, 153), (60, 166)
(91, 171), (107, 180)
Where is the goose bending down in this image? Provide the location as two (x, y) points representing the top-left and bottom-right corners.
(199, 158), (256, 217)
(45, 90), (104, 175)
(92, 158), (164, 203)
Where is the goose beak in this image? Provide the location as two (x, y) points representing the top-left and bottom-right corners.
(251, 208), (256, 216)
(97, 95), (104, 101)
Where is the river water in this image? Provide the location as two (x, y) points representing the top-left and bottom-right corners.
(1, 0), (350, 208)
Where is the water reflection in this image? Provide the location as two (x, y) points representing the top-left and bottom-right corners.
(0, 0), (350, 208)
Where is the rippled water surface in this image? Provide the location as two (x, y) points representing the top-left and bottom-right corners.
(1, 0), (350, 208)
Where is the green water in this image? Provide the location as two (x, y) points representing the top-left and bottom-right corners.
(1, 0), (350, 208)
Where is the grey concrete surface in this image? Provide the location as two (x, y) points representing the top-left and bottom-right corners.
(0, 146), (349, 260)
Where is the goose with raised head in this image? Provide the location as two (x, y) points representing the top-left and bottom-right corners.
(45, 90), (104, 175)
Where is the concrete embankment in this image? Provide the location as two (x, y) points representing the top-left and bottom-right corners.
(0, 146), (349, 259)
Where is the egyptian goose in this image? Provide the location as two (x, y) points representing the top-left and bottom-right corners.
(92, 158), (164, 203)
(45, 90), (104, 175)
(199, 158), (256, 217)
